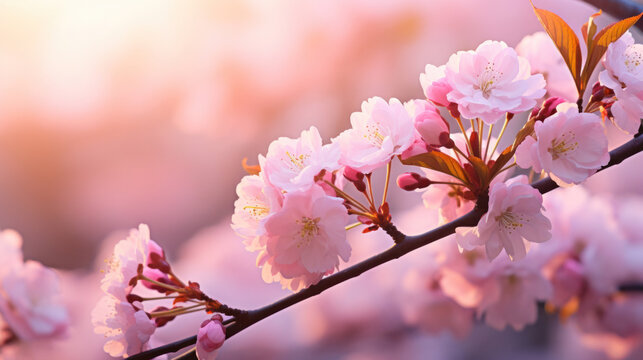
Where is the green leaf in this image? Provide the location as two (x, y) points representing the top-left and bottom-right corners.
(531, 2), (583, 94)
(580, 12), (643, 96)
(400, 151), (469, 185)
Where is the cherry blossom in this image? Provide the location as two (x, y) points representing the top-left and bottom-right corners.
(601, 31), (643, 88)
(196, 315), (226, 360)
(93, 224), (166, 357)
(334, 97), (415, 173)
(419, 64), (452, 107)
(445, 40), (546, 124)
(0, 231), (69, 343)
(516, 32), (577, 101)
(258, 185), (350, 291)
(232, 174), (283, 251)
(262, 126), (340, 193)
(477, 257), (552, 331)
(456, 176), (551, 261)
(439, 239), (551, 331)
(400, 241), (475, 338)
(609, 82), (643, 134)
(91, 296), (156, 358)
(515, 103), (609, 186)
(99, 224), (159, 300)
(405, 99), (450, 147)
(0, 261), (69, 342)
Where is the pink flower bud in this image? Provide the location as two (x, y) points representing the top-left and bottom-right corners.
(530, 97), (565, 122)
(150, 306), (176, 327)
(342, 167), (366, 192)
(397, 172), (431, 191)
(438, 132), (455, 148)
(141, 268), (172, 293)
(196, 314), (226, 360)
(146, 240), (171, 273)
(414, 107), (450, 146)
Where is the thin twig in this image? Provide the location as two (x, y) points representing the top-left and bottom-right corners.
(381, 161), (392, 206)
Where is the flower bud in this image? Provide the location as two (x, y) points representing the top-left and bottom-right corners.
(126, 294), (144, 304)
(141, 268), (173, 293)
(343, 167), (364, 183)
(151, 306), (176, 327)
(447, 102), (460, 119)
(530, 97), (565, 122)
(147, 241), (171, 273)
(414, 106), (450, 146)
(197, 314), (226, 360)
(438, 132), (455, 148)
(397, 172), (431, 191)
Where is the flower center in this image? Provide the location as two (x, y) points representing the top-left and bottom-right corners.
(363, 122), (386, 147)
(281, 151), (310, 172)
(623, 44), (643, 74)
(296, 217), (320, 247)
(476, 61), (503, 98)
(495, 209), (525, 234)
(243, 203), (269, 220)
(548, 131), (578, 160)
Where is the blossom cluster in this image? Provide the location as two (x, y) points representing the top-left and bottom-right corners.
(401, 187), (643, 359)
(85, 8), (643, 360)
(92, 224), (228, 359)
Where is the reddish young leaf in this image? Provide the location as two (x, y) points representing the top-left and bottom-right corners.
(399, 151), (469, 185)
(489, 145), (514, 178)
(468, 156), (490, 190)
(531, 2), (583, 93)
(580, 12), (643, 96)
(581, 10), (602, 46)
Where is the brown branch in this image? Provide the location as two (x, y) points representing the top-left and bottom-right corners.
(129, 135), (643, 360)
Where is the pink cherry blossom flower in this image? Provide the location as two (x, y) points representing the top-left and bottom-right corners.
(515, 103), (609, 186)
(93, 224), (166, 357)
(400, 243), (475, 338)
(516, 32), (577, 101)
(100, 224), (161, 300)
(196, 315), (226, 360)
(232, 174), (283, 251)
(477, 257), (552, 331)
(419, 64), (452, 107)
(456, 175), (551, 261)
(262, 126), (340, 192)
(439, 239), (550, 331)
(405, 99), (449, 146)
(601, 31), (643, 89)
(0, 261), (69, 341)
(334, 97), (415, 173)
(609, 82), (643, 134)
(445, 40), (546, 124)
(259, 185), (350, 291)
(0, 230), (69, 343)
(91, 296), (156, 358)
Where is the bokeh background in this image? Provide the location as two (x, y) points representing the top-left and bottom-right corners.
(0, 0), (641, 359)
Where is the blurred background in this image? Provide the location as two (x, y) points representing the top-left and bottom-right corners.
(0, 0), (641, 359)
